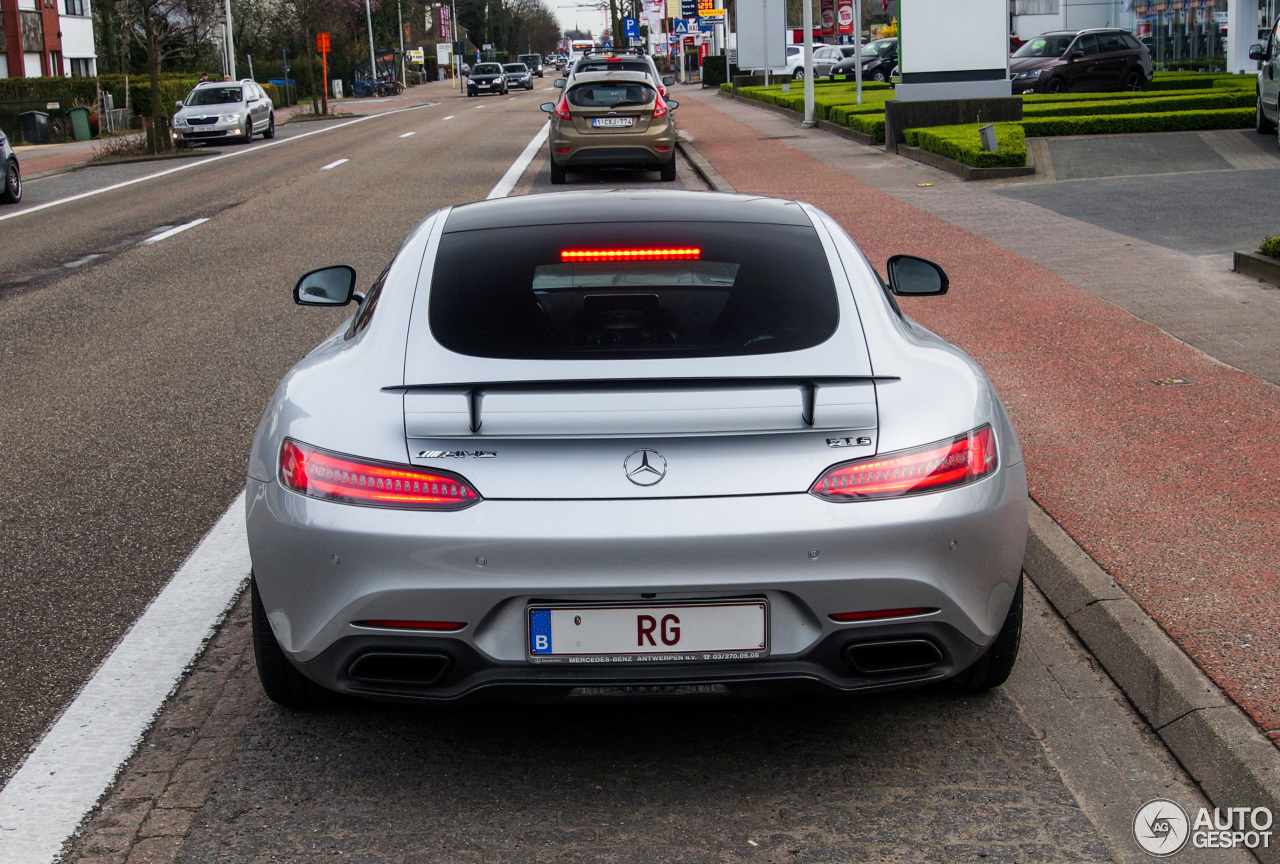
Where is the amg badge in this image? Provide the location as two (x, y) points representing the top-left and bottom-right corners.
(416, 450), (497, 459)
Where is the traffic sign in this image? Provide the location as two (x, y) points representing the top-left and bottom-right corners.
(316, 32), (330, 52)
(623, 16), (639, 38)
(672, 18), (691, 34)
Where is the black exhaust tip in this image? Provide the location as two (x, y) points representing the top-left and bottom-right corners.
(348, 652), (452, 688)
(843, 639), (943, 676)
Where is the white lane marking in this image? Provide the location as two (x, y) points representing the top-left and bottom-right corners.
(0, 105), (429, 224)
(62, 253), (102, 268)
(144, 217), (209, 244)
(443, 115), (455, 120)
(399, 131), (416, 138)
(543, 86), (557, 91)
(0, 493), (250, 864)
(475, 104), (487, 109)
(487, 120), (550, 200)
(320, 158), (349, 170)
(508, 96), (517, 100)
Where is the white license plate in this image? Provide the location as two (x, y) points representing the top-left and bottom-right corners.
(528, 601), (767, 662)
(192, 126), (213, 131)
(592, 117), (634, 128)
(477, 83), (490, 87)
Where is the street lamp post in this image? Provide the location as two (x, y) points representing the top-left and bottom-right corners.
(801, 0), (814, 126)
(364, 0), (377, 87)
(224, 0), (236, 79)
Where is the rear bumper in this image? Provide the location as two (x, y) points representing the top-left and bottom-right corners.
(246, 460), (1028, 698)
(297, 620), (985, 703)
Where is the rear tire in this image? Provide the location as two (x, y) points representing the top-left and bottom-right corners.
(251, 576), (334, 708)
(949, 574), (1023, 692)
(659, 156), (676, 182)
(1258, 94), (1277, 134)
(0, 159), (20, 205)
(792, 66), (805, 80)
(549, 154), (567, 184)
(1123, 69), (1145, 92)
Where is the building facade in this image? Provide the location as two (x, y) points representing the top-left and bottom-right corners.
(0, 0), (97, 79)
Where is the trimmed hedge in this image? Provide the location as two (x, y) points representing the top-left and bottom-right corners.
(0, 76), (98, 106)
(845, 112), (885, 142)
(1020, 107), (1252, 137)
(903, 122), (1027, 168)
(1023, 90), (1253, 117)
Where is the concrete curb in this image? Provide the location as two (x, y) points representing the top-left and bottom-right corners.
(676, 139), (735, 193)
(897, 144), (1036, 182)
(1234, 250), (1280, 287)
(1025, 501), (1280, 864)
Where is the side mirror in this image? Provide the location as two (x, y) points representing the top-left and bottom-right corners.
(554, 78), (566, 88)
(294, 265), (358, 306)
(540, 102), (556, 113)
(662, 75), (675, 86)
(666, 100), (679, 110)
(885, 255), (948, 297)
(174, 101), (184, 110)
(1070, 49), (1085, 59)
(1250, 43), (1266, 61)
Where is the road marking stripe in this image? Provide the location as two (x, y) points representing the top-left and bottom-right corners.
(0, 494), (251, 864)
(320, 158), (349, 170)
(399, 131), (416, 138)
(443, 115), (455, 120)
(486, 120), (549, 200)
(475, 105), (486, 109)
(0, 105), (430, 224)
(144, 218), (209, 244)
(508, 96), (517, 100)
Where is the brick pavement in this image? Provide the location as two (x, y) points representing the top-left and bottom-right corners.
(677, 88), (1280, 745)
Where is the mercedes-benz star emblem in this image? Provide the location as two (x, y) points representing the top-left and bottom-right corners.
(624, 448), (667, 486)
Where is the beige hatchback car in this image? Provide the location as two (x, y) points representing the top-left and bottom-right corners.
(540, 71), (679, 184)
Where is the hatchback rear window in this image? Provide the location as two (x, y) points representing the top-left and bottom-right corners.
(567, 81), (655, 108)
(576, 60), (649, 75)
(429, 221), (839, 360)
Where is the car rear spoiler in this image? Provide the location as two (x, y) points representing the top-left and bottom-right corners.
(384, 376), (897, 434)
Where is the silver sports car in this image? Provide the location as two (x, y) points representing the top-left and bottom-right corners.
(246, 190), (1028, 707)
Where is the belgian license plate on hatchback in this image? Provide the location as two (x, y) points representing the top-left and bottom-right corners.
(527, 601), (767, 663)
(592, 117), (634, 128)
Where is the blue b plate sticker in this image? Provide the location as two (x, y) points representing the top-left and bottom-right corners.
(529, 608), (553, 654)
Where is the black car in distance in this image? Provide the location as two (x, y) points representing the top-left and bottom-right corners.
(467, 62), (508, 96)
(1010, 29), (1152, 94)
(831, 38), (897, 82)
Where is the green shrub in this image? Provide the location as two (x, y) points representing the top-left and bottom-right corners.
(903, 122), (1027, 168)
(845, 112), (885, 142)
(1020, 107), (1252, 136)
(1023, 91), (1253, 117)
(1260, 235), (1280, 258)
(0, 76), (98, 106)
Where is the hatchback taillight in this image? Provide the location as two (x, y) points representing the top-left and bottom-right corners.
(652, 92), (669, 118)
(279, 439), (481, 510)
(810, 425), (997, 501)
(554, 95), (571, 119)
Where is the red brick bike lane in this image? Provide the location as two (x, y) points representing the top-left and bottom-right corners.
(675, 94), (1279, 744)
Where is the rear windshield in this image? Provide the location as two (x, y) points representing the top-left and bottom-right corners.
(429, 222), (839, 360)
(1013, 34), (1074, 57)
(567, 81), (655, 108)
(576, 60), (650, 75)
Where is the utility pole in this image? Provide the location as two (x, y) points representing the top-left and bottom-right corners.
(801, 0), (814, 126)
(224, 0), (236, 79)
(364, 0), (377, 85)
(853, 0), (861, 104)
(247, 53), (254, 81)
(397, 0), (406, 83)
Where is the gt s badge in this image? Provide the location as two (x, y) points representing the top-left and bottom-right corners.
(417, 450), (497, 459)
(827, 436), (872, 448)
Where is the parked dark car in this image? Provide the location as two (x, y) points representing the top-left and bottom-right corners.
(832, 38), (897, 82)
(1010, 29), (1152, 94)
(0, 128), (20, 205)
(467, 62), (508, 96)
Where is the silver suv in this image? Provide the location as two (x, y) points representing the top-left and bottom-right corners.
(561, 50), (675, 97)
(172, 79), (275, 145)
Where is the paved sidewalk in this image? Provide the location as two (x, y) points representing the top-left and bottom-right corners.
(12, 82), (449, 179)
(673, 86), (1279, 749)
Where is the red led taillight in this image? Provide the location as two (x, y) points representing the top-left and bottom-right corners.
(353, 620), (466, 631)
(652, 91), (669, 118)
(830, 608), (936, 622)
(554, 95), (571, 119)
(279, 439), (481, 510)
(811, 425), (997, 501)
(560, 247), (701, 262)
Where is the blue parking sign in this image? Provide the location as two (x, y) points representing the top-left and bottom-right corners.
(623, 16), (639, 38)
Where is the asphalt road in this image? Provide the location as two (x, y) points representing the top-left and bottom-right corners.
(0, 83), (558, 783)
(0, 83), (1250, 864)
